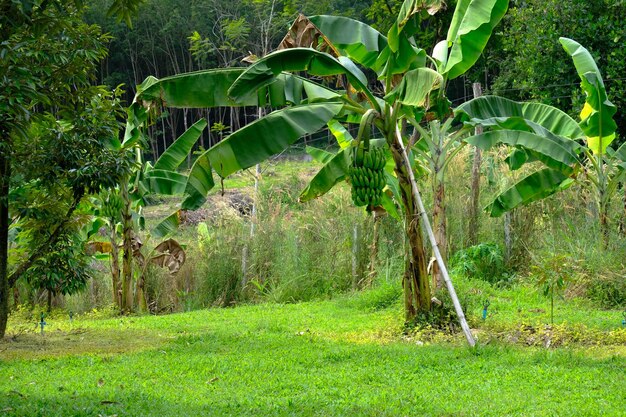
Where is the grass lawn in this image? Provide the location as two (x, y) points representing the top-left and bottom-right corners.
(1, 290), (625, 417)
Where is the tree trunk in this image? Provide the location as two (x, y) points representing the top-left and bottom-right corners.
(431, 179), (447, 289)
(600, 204), (609, 248)
(366, 211), (380, 287)
(120, 180), (134, 313)
(351, 223), (360, 290)
(619, 183), (626, 236)
(109, 222), (121, 309)
(390, 140), (431, 322)
(504, 211), (512, 264)
(468, 82), (483, 246)
(599, 184), (610, 248)
(134, 273), (147, 313)
(0, 152), (10, 338)
(390, 123), (475, 345)
(47, 289), (52, 313)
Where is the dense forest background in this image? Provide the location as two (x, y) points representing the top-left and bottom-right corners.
(84, 0), (626, 163)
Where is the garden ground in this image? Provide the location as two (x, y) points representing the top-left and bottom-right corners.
(1, 283), (625, 417)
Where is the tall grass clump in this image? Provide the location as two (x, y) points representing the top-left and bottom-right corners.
(246, 175), (368, 302)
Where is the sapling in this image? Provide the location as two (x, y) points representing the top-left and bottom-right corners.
(531, 254), (574, 325)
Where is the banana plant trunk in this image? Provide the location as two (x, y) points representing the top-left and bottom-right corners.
(120, 180), (134, 313)
(390, 123), (475, 346)
(599, 193), (610, 248)
(134, 273), (148, 312)
(468, 82), (483, 246)
(109, 223), (121, 309)
(367, 212), (381, 287)
(432, 176), (447, 289)
(390, 140), (431, 321)
(619, 183), (626, 236)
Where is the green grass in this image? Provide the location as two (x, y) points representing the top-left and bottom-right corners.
(2, 292), (625, 417)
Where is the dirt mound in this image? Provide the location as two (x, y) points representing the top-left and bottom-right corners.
(180, 190), (253, 225)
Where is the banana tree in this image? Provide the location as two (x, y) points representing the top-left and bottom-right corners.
(124, 0), (519, 346)
(102, 113), (208, 312)
(456, 38), (623, 246)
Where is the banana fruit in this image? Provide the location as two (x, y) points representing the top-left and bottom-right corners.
(349, 147), (386, 208)
(102, 194), (123, 219)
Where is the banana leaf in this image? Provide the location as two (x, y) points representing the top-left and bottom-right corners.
(465, 130), (580, 175)
(124, 71), (339, 146)
(376, 34), (427, 76)
(384, 68), (443, 107)
(560, 37), (617, 155)
(153, 119), (207, 171)
(308, 15), (388, 69)
(387, 0), (443, 52)
(380, 191), (401, 222)
(144, 169), (188, 195)
(327, 119), (354, 149)
(614, 142), (626, 164)
(383, 170), (403, 220)
(486, 169), (570, 217)
(152, 210), (184, 238)
(181, 153), (213, 211)
(455, 95), (583, 139)
(182, 102), (344, 210)
(305, 146), (335, 164)
(444, 0), (509, 79)
(299, 148), (351, 202)
(228, 48), (378, 110)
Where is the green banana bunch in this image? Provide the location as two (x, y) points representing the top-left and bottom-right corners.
(102, 194), (123, 220)
(349, 146), (386, 208)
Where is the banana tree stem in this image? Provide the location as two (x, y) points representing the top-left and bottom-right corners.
(394, 122), (476, 347)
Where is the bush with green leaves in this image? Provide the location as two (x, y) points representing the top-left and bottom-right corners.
(586, 274), (626, 309)
(450, 243), (507, 284)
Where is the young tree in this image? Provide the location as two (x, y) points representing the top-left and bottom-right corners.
(0, 0), (142, 338)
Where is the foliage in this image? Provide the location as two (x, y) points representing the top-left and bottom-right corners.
(450, 243), (507, 284)
(0, 0), (141, 337)
(22, 233), (93, 300)
(586, 274), (626, 310)
(488, 0), (626, 136)
(457, 40), (624, 247)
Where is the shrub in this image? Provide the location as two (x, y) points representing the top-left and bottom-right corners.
(450, 243), (507, 284)
(586, 273), (626, 309)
